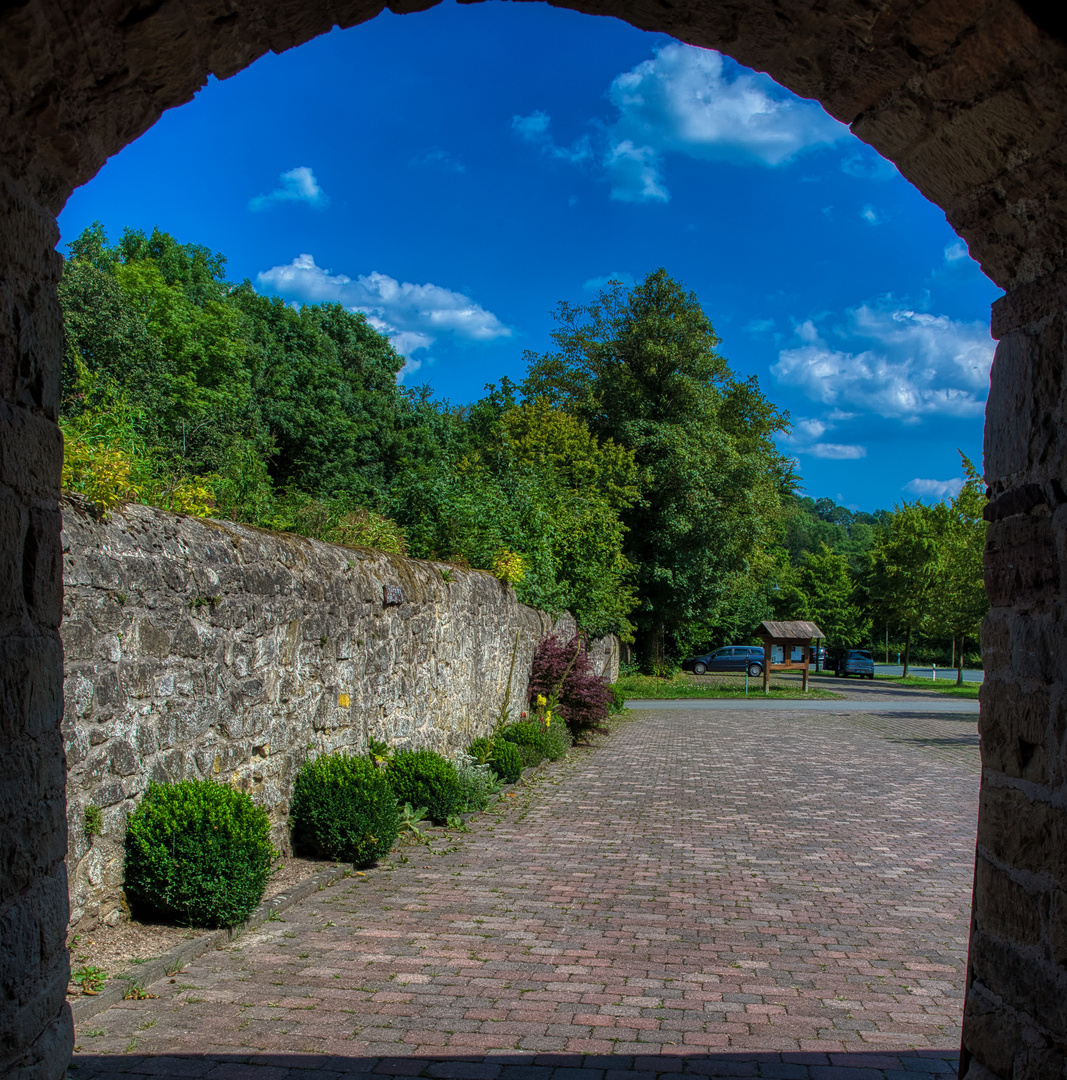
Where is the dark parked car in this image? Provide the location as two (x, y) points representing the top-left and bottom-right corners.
(682, 645), (765, 678)
(833, 649), (875, 678)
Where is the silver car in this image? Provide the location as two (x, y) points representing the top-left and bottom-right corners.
(834, 649), (875, 679)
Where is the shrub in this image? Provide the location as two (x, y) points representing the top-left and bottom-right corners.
(543, 722), (572, 761)
(124, 780), (275, 928)
(487, 740), (523, 784)
(386, 749), (460, 824)
(467, 736), (494, 766)
(501, 721), (550, 767)
(453, 753), (501, 814)
(528, 634), (613, 741)
(607, 684), (626, 714)
(290, 752), (400, 866)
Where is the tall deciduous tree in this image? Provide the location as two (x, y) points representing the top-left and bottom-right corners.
(523, 269), (793, 666)
(868, 501), (942, 676)
(930, 455), (988, 684)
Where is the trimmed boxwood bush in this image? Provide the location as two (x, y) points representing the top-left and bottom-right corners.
(501, 721), (550, 767)
(124, 780), (275, 928)
(386, 749), (460, 824)
(488, 740), (523, 784)
(290, 752), (400, 866)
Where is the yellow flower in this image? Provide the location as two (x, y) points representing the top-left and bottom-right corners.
(536, 694), (547, 707)
(545, 711), (551, 727)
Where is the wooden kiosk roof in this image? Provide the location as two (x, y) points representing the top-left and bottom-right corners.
(757, 620), (825, 640)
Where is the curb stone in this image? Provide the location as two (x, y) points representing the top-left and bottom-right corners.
(69, 750), (562, 1026)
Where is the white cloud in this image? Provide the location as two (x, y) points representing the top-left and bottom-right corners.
(772, 305), (994, 421)
(511, 112), (594, 164)
(249, 166), (328, 212)
(513, 43), (848, 203)
(410, 147), (465, 174)
(905, 477), (965, 500)
(860, 204), (882, 225)
(256, 254), (511, 376)
(808, 443), (867, 460)
(779, 416), (866, 461)
(840, 149), (897, 181)
(604, 140), (668, 202)
(745, 317), (776, 334)
(606, 44), (847, 171)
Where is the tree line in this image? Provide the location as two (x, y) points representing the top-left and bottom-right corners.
(58, 223), (986, 676)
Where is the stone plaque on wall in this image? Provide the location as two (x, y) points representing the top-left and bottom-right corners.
(383, 584), (404, 607)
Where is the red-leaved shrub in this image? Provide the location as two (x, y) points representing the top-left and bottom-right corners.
(527, 634), (612, 741)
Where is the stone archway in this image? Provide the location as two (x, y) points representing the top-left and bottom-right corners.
(1, 2), (1064, 1077)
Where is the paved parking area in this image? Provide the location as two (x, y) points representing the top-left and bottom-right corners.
(71, 704), (979, 1080)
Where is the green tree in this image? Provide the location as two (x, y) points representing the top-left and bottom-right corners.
(777, 542), (868, 649)
(930, 456), (988, 683)
(868, 501), (942, 676)
(523, 269), (793, 667)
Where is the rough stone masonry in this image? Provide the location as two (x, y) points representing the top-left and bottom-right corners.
(59, 498), (618, 933)
(3, 0), (1067, 1078)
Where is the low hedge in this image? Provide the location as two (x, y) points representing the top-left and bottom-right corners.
(124, 780), (275, 928)
(290, 752), (400, 866)
(386, 749), (460, 824)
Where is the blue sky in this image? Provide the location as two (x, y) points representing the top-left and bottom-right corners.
(58, 0), (1000, 512)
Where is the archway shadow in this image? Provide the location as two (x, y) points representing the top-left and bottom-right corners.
(70, 1050), (960, 1080)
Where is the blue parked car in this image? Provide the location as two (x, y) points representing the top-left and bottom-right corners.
(682, 645), (765, 678)
(833, 649), (875, 679)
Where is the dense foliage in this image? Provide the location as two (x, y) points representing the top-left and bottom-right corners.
(124, 780), (275, 928)
(523, 271), (794, 664)
(386, 749), (461, 824)
(289, 753), (401, 866)
(526, 634), (614, 740)
(60, 227), (986, 669)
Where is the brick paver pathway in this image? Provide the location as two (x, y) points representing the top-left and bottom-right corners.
(72, 705), (978, 1080)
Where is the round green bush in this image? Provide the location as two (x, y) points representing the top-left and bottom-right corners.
(467, 736), (494, 765)
(488, 740), (523, 784)
(386, 749), (461, 824)
(543, 722), (572, 761)
(501, 721), (547, 767)
(290, 752), (400, 866)
(124, 780), (275, 928)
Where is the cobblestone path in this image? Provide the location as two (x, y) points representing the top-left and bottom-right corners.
(72, 705), (978, 1080)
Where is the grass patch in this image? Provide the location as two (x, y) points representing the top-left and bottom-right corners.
(615, 671), (840, 700)
(872, 674), (981, 698)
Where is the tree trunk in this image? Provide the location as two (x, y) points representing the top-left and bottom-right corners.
(951, 634), (956, 670)
(957, 634), (965, 686)
(638, 619), (666, 676)
(903, 624), (912, 678)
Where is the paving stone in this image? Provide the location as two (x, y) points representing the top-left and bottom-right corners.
(71, 707), (975, 1079)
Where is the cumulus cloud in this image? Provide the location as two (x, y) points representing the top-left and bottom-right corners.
(605, 43), (847, 178)
(779, 415), (866, 461)
(512, 111), (594, 164)
(808, 443), (867, 460)
(249, 166), (328, 212)
(513, 43), (848, 203)
(772, 305), (994, 421)
(256, 254), (511, 379)
(930, 238), (988, 285)
(905, 477), (965, 500)
(840, 149), (897, 181)
(409, 147), (465, 174)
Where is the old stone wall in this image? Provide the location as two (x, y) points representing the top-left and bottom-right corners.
(961, 273), (1067, 1080)
(0, 178), (74, 1077)
(60, 499), (617, 933)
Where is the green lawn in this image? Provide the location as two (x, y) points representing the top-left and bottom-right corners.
(872, 673), (981, 698)
(614, 671), (840, 700)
